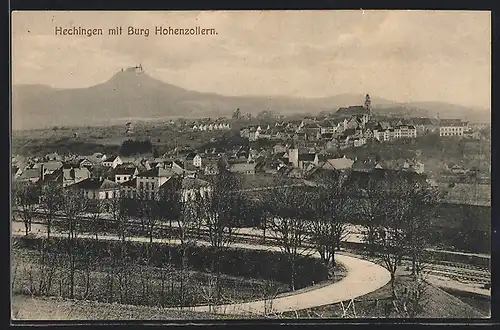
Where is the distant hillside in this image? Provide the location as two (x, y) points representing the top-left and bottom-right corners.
(12, 69), (490, 130)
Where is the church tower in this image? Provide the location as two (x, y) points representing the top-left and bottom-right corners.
(364, 93), (372, 119)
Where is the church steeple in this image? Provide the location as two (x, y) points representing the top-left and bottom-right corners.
(364, 93), (372, 118)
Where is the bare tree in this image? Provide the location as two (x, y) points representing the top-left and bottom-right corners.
(403, 180), (442, 276)
(59, 188), (88, 240)
(355, 172), (389, 256)
(87, 198), (103, 240)
(12, 181), (39, 236)
(309, 170), (350, 269)
(375, 172), (438, 286)
(197, 170), (242, 303)
(265, 181), (313, 291)
(40, 181), (63, 239)
(198, 171), (241, 249)
(59, 188), (88, 299)
(107, 194), (129, 244)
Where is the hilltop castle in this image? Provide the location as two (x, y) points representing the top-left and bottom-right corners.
(122, 64), (144, 74)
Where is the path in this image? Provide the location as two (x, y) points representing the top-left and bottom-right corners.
(183, 254), (390, 315)
(11, 222), (391, 316)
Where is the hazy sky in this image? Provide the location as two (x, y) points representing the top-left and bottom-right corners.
(12, 10), (491, 108)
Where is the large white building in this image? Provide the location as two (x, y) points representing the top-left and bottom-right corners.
(439, 119), (469, 137)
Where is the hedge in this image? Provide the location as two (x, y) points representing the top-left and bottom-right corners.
(14, 236), (329, 290)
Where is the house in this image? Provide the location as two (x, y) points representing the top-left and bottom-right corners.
(345, 116), (363, 130)
(45, 152), (63, 162)
(71, 178), (121, 200)
(229, 162), (257, 175)
(114, 167), (138, 184)
(193, 154), (203, 168)
(395, 125), (417, 139)
(337, 136), (353, 149)
(273, 144), (287, 154)
(298, 153), (318, 169)
(62, 167), (91, 187)
(411, 117), (435, 134)
(134, 167), (178, 199)
(353, 137), (366, 147)
(33, 161), (63, 175)
(302, 123), (322, 140)
(102, 155), (123, 168)
(16, 168), (41, 183)
(362, 129), (374, 140)
(74, 157), (94, 168)
(319, 156), (355, 171)
(319, 122), (337, 135)
(439, 119), (469, 137)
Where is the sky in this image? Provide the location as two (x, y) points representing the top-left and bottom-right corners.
(12, 10), (491, 108)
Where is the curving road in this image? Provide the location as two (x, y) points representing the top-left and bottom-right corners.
(183, 253), (391, 315)
(11, 221), (391, 316)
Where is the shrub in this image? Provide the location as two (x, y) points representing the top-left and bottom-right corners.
(14, 236), (329, 290)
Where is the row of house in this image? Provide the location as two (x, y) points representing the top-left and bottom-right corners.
(191, 122), (231, 131)
(240, 115), (419, 147)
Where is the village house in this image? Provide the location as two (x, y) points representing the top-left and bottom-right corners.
(353, 137), (367, 147)
(45, 152), (63, 162)
(298, 153), (319, 169)
(86, 152), (107, 164)
(114, 167), (138, 184)
(62, 166), (92, 187)
(229, 162), (257, 175)
(302, 123), (322, 140)
(71, 177), (121, 200)
(131, 167), (178, 199)
(318, 155), (355, 171)
(319, 121), (337, 135)
(403, 160), (425, 174)
(411, 117), (436, 134)
(16, 168), (41, 183)
(193, 154), (203, 168)
(102, 155), (123, 168)
(395, 125), (417, 139)
(32, 161), (63, 176)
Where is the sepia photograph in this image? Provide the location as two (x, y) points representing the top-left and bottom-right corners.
(10, 10), (491, 321)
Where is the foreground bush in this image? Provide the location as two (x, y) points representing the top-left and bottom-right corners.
(14, 236), (329, 290)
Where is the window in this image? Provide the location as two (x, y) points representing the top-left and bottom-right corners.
(105, 192), (109, 199)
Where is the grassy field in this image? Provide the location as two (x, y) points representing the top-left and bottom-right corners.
(11, 294), (239, 320)
(11, 124), (230, 157)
